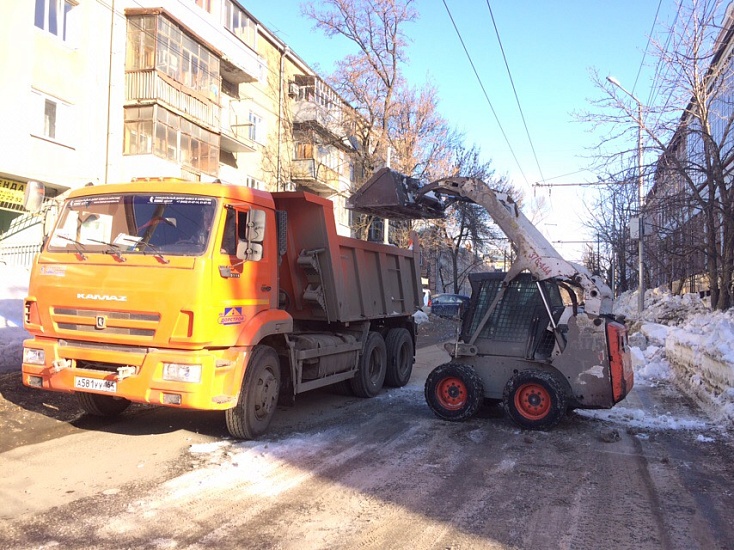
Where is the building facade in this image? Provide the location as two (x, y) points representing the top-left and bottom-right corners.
(647, 4), (734, 296)
(0, 0), (363, 262)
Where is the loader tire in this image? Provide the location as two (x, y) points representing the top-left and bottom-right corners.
(384, 328), (414, 387)
(350, 332), (387, 398)
(226, 346), (281, 440)
(503, 370), (567, 430)
(424, 363), (483, 421)
(77, 392), (131, 417)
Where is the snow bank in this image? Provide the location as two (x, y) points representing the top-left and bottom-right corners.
(616, 286), (734, 427)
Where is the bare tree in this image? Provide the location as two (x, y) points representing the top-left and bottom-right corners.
(418, 145), (509, 293)
(302, 0), (417, 172)
(582, 0), (734, 310)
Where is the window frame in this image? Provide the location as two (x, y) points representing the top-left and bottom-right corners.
(34, 0), (76, 43)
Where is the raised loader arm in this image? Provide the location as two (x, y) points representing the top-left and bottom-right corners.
(347, 168), (612, 317)
(416, 176), (613, 316)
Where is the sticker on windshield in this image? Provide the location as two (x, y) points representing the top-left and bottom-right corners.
(218, 307), (245, 325)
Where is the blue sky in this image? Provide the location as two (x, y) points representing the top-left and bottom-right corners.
(245, 0), (679, 261)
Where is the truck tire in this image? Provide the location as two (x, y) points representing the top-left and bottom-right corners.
(350, 332), (387, 398)
(384, 328), (414, 387)
(424, 363), (483, 421)
(76, 392), (131, 416)
(226, 345), (281, 439)
(503, 370), (567, 430)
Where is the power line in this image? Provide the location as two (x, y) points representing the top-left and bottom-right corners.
(632, 0), (663, 95)
(485, 1), (546, 184)
(441, 0), (531, 187)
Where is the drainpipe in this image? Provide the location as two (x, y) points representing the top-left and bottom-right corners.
(277, 47), (289, 191)
(104, 0), (116, 184)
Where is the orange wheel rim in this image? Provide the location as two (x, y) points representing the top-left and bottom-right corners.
(436, 376), (468, 410)
(514, 382), (550, 420)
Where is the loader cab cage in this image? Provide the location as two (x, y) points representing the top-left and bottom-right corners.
(461, 272), (565, 360)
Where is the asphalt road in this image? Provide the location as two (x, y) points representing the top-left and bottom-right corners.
(1, 339), (734, 549)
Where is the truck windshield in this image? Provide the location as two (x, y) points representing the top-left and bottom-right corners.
(47, 194), (218, 257)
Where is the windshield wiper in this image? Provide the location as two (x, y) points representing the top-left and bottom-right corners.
(55, 235), (88, 261)
(87, 238), (126, 262)
(134, 241), (170, 264)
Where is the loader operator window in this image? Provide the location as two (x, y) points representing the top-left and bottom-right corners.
(47, 194), (218, 257)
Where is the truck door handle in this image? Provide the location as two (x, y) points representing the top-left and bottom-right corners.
(261, 285), (272, 292)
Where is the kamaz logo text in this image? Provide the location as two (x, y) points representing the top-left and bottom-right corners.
(77, 293), (128, 302)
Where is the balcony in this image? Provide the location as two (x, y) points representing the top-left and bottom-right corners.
(291, 159), (341, 194)
(125, 70), (220, 130)
(291, 76), (354, 149)
(131, 1), (264, 84)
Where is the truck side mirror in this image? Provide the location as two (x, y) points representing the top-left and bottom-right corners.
(23, 181), (45, 213)
(235, 208), (265, 262)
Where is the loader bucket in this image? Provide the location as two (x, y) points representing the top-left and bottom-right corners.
(347, 167), (445, 219)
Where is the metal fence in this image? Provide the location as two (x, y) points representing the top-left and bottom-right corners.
(0, 244), (41, 268)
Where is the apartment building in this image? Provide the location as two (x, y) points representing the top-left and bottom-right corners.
(0, 0), (362, 260)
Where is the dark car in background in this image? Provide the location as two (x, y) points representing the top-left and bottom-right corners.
(429, 293), (470, 318)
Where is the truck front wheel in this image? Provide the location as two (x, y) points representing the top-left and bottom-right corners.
(226, 346), (281, 439)
(384, 328), (414, 387)
(424, 363), (483, 421)
(503, 370), (567, 430)
(77, 392), (131, 416)
(350, 332), (387, 397)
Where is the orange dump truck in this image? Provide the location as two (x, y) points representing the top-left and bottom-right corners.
(22, 180), (421, 438)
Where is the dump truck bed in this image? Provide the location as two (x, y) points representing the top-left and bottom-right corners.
(273, 192), (421, 323)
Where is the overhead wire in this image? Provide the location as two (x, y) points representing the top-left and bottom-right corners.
(485, 0), (547, 184)
(440, 0), (531, 187)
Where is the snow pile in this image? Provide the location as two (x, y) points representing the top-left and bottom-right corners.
(614, 286), (709, 325)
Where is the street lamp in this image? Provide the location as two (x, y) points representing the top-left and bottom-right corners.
(606, 76), (645, 314)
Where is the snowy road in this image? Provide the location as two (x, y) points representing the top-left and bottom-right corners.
(1, 345), (734, 549)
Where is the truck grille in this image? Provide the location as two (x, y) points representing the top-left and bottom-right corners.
(53, 308), (160, 338)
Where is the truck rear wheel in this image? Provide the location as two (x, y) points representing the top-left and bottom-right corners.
(77, 392), (131, 416)
(226, 346), (281, 439)
(350, 332), (387, 397)
(384, 328), (414, 387)
(424, 363), (483, 421)
(503, 370), (567, 430)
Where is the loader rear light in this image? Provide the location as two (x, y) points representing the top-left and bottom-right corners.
(23, 348), (46, 365)
(607, 321), (634, 402)
(162, 362), (202, 383)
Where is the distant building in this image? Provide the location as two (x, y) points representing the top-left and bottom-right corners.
(647, 4), (734, 295)
(0, 0), (364, 263)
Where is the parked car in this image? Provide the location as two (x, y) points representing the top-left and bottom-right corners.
(429, 293), (470, 318)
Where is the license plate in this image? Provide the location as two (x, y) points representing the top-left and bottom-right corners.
(74, 376), (117, 393)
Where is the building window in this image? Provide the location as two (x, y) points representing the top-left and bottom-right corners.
(245, 176), (263, 190)
(31, 90), (73, 146)
(34, 0), (75, 42)
(44, 100), (57, 139)
(248, 111), (263, 143)
(223, 0), (257, 50)
(123, 105), (220, 176)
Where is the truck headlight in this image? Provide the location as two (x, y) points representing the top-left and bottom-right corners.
(162, 363), (202, 383)
(23, 348), (45, 365)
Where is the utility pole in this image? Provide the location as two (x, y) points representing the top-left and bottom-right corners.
(607, 76), (645, 314)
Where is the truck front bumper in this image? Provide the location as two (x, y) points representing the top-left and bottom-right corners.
(21, 337), (249, 411)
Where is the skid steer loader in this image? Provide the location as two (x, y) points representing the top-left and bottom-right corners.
(348, 168), (633, 429)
